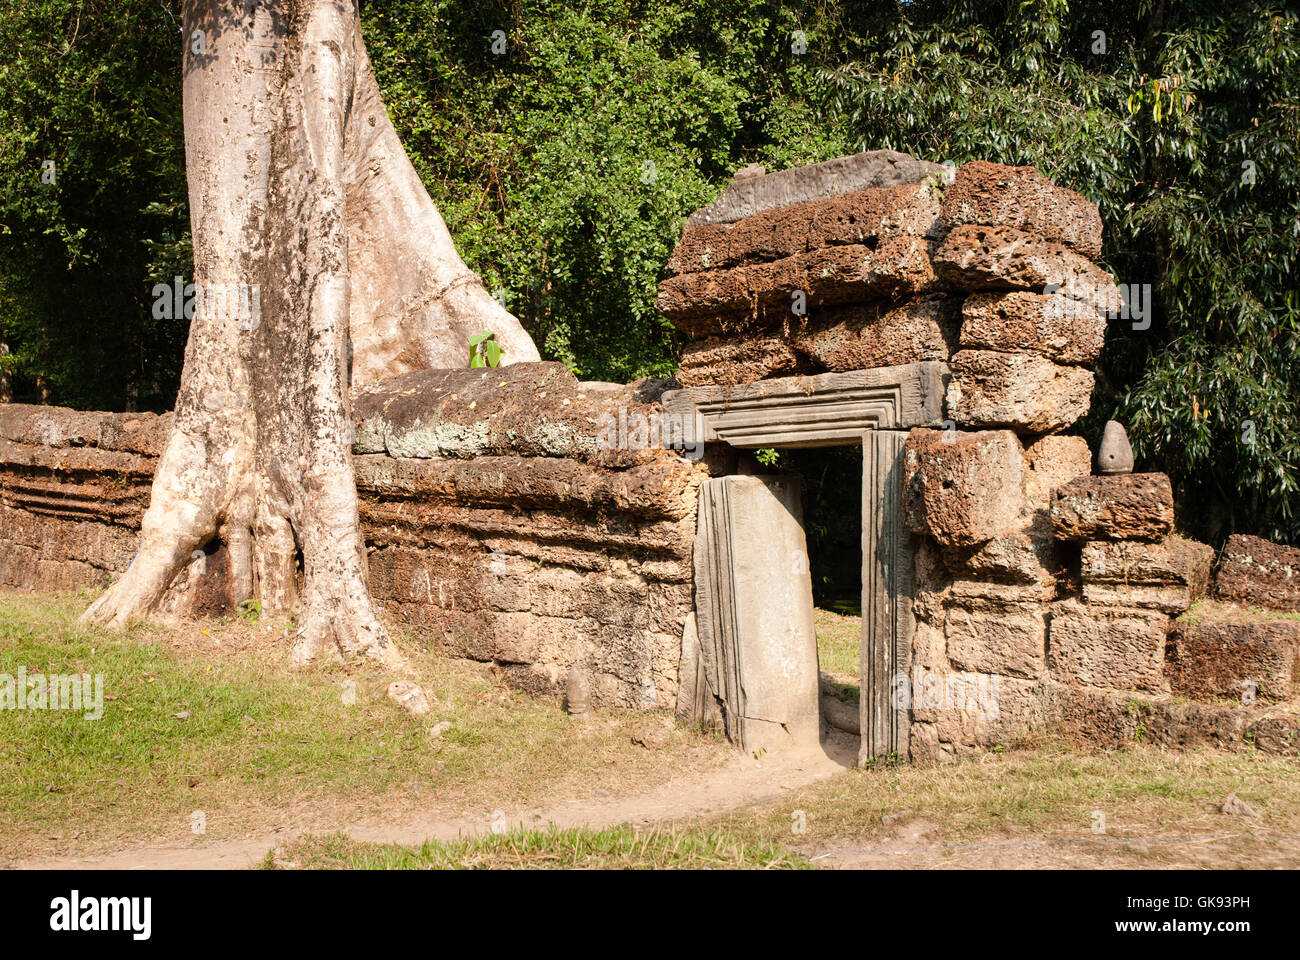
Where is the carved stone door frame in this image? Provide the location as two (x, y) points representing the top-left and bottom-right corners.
(662, 361), (946, 763)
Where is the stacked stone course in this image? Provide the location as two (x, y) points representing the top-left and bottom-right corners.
(0, 364), (707, 710)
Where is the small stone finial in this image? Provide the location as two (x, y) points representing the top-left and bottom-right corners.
(1097, 420), (1134, 475)
(566, 663), (591, 719)
(732, 162), (766, 181)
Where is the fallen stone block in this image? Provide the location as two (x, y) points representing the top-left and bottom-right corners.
(945, 597), (1047, 679)
(387, 680), (431, 715)
(1080, 537), (1214, 614)
(933, 224), (1115, 302)
(668, 182), (940, 275)
(1165, 617), (1299, 702)
(792, 297), (960, 370)
(685, 149), (945, 227)
(1047, 599), (1168, 692)
(938, 161), (1103, 258)
(1050, 473), (1174, 542)
(903, 428), (1025, 547)
(959, 290), (1105, 364)
(1247, 715), (1300, 755)
(946, 349), (1094, 432)
(1215, 534), (1300, 612)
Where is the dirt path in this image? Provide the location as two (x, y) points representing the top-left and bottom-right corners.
(11, 733), (858, 870)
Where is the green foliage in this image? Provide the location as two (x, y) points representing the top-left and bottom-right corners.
(0, 0), (189, 410)
(820, 0), (1300, 543)
(468, 330), (503, 368)
(362, 0), (854, 381)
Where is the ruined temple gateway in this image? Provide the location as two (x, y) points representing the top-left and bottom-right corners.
(2, 151), (1298, 762)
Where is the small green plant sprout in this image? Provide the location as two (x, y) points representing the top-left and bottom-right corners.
(469, 331), (504, 368)
(754, 447), (780, 468)
(239, 598), (261, 624)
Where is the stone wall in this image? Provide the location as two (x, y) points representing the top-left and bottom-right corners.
(3, 149), (1297, 759)
(0, 363), (706, 710)
(659, 152), (1299, 760)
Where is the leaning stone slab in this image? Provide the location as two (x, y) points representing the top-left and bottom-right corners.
(686, 149), (945, 228)
(692, 475), (821, 752)
(1080, 537), (1214, 614)
(938, 161), (1103, 258)
(933, 224), (1115, 302)
(1047, 599), (1168, 692)
(669, 182), (941, 275)
(1050, 473), (1174, 542)
(902, 428), (1025, 547)
(959, 290), (1105, 365)
(1215, 534), (1300, 612)
(656, 236), (938, 330)
(946, 349), (1094, 432)
(1165, 617), (1300, 702)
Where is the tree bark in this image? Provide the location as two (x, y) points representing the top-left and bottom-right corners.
(82, 0), (539, 667)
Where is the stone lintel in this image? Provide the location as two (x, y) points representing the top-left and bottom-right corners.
(661, 361), (947, 449)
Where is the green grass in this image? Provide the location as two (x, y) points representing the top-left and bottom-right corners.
(814, 607), (859, 679)
(266, 825), (811, 870)
(702, 739), (1300, 855)
(0, 591), (720, 859)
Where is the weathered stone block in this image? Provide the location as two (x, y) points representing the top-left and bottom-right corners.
(1165, 617), (1300, 702)
(656, 237), (938, 331)
(1050, 473), (1174, 542)
(676, 335), (810, 387)
(1080, 537), (1214, 614)
(945, 598), (1046, 679)
(1247, 716), (1300, 756)
(1215, 535), (1300, 612)
(908, 675), (1048, 763)
(946, 349), (1094, 432)
(1022, 435), (1092, 533)
(792, 297), (960, 371)
(938, 161), (1103, 258)
(685, 149), (945, 227)
(668, 182), (940, 275)
(959, 290), (1105, 364)
(1047, 599), (1168, 692)
(933, 224), (1115, 302)
(944, 533), (1060, 588)
(902, 428), (1025, 547)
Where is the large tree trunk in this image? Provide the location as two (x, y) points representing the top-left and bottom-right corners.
(82, 0), (539, 666)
